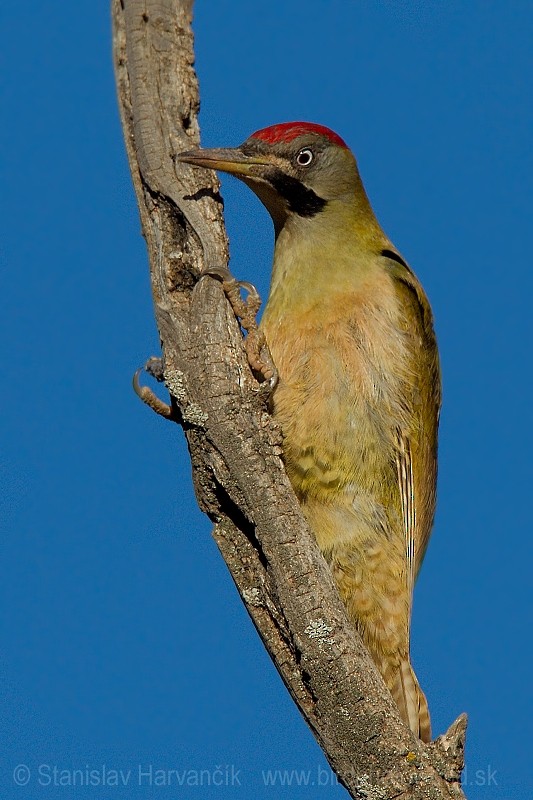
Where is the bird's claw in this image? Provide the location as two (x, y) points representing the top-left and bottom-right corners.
(144, 356), (165, 383)
(255, 353), (279, 398)
(133, 358), (174, 419)
(205, 267), (278, 392)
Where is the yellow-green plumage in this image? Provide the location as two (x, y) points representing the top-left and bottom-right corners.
(261, 196), (439, 741)
(178, 122), (441, 742)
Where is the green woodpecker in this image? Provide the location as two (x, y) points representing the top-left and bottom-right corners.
(178, 122), (440, 742)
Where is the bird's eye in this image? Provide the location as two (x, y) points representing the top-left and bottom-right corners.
(295, 148), (314, 167)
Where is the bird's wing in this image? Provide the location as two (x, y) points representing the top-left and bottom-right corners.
(386, 253), (441, 586)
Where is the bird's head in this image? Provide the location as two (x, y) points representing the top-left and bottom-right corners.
(177, 122), (367, 234)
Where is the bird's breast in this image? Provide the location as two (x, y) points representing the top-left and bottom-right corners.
(261, 280), (413, 504)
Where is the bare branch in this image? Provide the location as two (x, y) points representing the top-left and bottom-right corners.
(112, 1), (467, 796)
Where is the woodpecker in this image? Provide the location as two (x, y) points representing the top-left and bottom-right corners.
(178, 122), (440, 742)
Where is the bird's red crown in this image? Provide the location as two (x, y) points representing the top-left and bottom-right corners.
(250, 122), (347, 149)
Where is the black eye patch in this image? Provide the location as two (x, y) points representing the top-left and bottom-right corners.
(266, 169), (327, 217)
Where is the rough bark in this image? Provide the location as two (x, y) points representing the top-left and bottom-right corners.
(112, 1), (467, 797)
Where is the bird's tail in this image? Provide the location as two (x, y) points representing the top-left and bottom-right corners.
(385, 658), (431, 743)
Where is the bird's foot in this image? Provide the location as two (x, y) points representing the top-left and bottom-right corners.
(205, 267), (278, 394)
(133, 357), (174, 419)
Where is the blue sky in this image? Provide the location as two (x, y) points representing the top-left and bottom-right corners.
(1, 1), (532, 798)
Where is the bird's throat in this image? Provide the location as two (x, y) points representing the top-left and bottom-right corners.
(266, 198), (385, 313)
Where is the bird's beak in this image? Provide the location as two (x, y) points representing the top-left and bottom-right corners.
(176, 147), (270, 178)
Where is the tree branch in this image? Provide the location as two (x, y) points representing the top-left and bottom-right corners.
(112, 1), (467, 796)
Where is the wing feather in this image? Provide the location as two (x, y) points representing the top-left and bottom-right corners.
(386, 252), (441, 583)
(396, 432), (416, 600)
